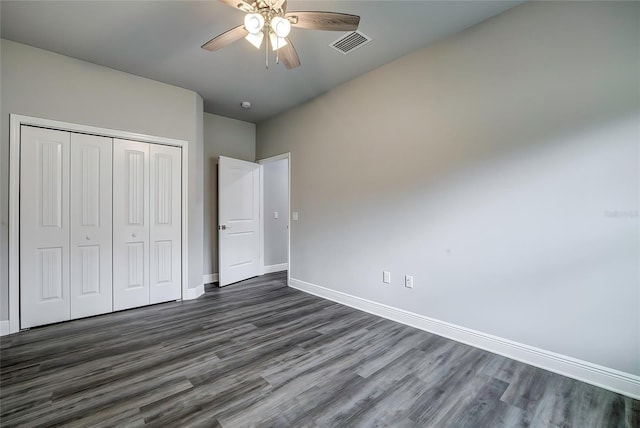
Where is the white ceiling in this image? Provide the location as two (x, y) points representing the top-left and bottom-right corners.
(1, 1), (522, 123)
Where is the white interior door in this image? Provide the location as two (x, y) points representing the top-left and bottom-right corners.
(218, 156), (261, 286)
(70, 133), (113, 319)
(149, 144), (182, 303)
(113, 139), (150, 310)
(20, 126), (71, 328)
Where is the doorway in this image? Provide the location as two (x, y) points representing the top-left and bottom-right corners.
(217, 153), (290, 287)
(259, 153), (290, 278)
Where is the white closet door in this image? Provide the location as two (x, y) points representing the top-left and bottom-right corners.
(20, 126), (71, 328)
(113, 139), (150, 310)
(149, 144), (182, 303)
(70, 134), (113, 318)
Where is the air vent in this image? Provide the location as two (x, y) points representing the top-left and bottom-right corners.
(329, 31), (372, 55)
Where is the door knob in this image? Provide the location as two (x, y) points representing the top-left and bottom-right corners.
(85, 236), (90, 241)
(132, 233), (136, 238)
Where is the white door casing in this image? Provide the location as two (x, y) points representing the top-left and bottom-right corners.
(218, 156), (261, 286)
(20, 126), (71, 328)
(149, 144), (182, 303)
(113, 139), (150, 310)
(70, 133), (113, 318)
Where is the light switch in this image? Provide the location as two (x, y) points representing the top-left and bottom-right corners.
(292, 211), (299, 221)
(274, 211), (279, 219)
(383, 271), (391, 284)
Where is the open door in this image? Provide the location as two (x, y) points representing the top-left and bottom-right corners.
(218, 156), (261, 286)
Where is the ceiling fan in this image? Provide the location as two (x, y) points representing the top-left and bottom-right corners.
(202, 0), (360, 69)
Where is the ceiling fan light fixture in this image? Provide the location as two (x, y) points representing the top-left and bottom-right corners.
(205, 2), (361, 71)
(245, 31), (264, 49)
(269, 32), (288, 51)
(271, 16), (291, 38)
(244, 13), (264, 34)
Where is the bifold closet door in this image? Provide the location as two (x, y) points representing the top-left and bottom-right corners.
(20, 127), (71, 328)
(113, 139), (150, 311)
(70, 134), (113, 319)
(113, 140), (181, 309)
(149, 144), (182, 304)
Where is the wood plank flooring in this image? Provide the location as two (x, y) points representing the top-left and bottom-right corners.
(1, 271), (638, 427)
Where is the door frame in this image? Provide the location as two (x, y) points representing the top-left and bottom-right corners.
(257, 152), (291, 282)
(7, 114), (189, 335)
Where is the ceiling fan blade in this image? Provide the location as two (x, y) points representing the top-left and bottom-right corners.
(202, 25), (249, 51)
(218, 0), (254, 13)
(279, 38), (301, 69)
(285, 11), (360, 31)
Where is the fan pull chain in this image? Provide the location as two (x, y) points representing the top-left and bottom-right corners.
(265, 27), (269, 69)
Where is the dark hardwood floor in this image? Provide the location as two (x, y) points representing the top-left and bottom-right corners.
(1, 271), (638, 427)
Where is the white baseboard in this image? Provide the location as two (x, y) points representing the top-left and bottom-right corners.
(263, 263), (288, 274)
(0, 320), (10, 336)
(203, 273), (219, 285)
(184, 284), (205, 300)
(289, 277), (640, 400)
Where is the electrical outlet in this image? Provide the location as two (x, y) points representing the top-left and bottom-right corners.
(383, 271), (391, 284)
(405, 275), (414, 288)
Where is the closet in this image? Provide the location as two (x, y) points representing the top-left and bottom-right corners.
(19, 126), (182, 329)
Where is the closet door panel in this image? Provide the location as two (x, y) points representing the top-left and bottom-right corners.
(20, 126), (71, 328)
(149, 144), (182, 303)
(70, 134), (113, 319)
(113, 139), (150, 310)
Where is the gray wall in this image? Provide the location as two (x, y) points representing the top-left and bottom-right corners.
(1, 39), (205, 321)
(262, 158), (289, 267)
(256, 1), (640, 375)
(203, 113), (256, 279)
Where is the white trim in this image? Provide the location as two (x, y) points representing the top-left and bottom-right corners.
(9, 116), (21, 334)
(289, 277), (640, 400)
(258, 153), (291, 163)
(0, 321), (10, 336)
(203, 273), (219, 284)
(10, 115), (186, 147)
(287, 153), (291, 286)
(8, 114), (190, 334)
(257, 153), (291, 285)
(258, 165), (265, 276)
(184, 284), (205, 300)
(180, 133), (190, 307)
(263, 263), (288, 274)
